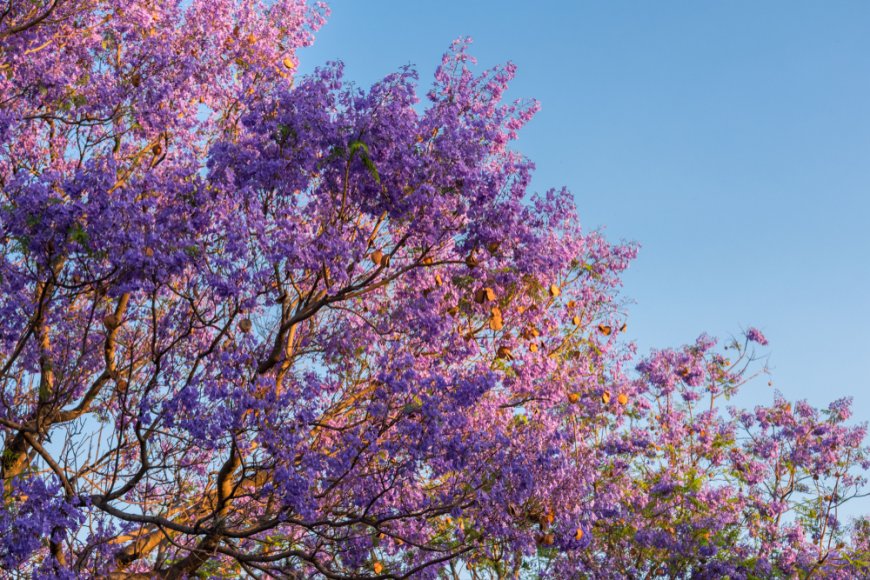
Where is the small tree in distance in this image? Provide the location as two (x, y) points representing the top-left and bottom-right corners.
(0, 1), (867, 577)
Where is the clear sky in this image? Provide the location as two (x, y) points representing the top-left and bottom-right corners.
(297, 2), (870, 420)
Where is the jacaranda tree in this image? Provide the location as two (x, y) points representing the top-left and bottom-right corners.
(1, 1), (868, 578)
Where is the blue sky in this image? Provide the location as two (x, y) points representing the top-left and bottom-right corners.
(297, 2), (870, 420)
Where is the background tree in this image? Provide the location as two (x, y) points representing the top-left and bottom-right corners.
(0, 1), (867, 578)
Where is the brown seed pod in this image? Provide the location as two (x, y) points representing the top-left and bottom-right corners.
(572, 315), (581, 326)
(465, 253), (479, 268)
(496, 346), (513, 360)
(601, 391), (611, 404)
(549, 284), (561, 297)
(434, 273), (443, 287)
(370, 250), (384, 266)
(617, 393), (628, 405)
(487, 241), (500, 254)
(103, 314), (119, 329)
(239, 318), (253, 333)
(151, 143), (162, 157)
(282, 57), (295, 70)
(529, 342), (539, 353)
(542, 533), (554, 546)
(422, 256), (434, 266)
(489, 317), (503, 331)
(567, 392), (580, 404)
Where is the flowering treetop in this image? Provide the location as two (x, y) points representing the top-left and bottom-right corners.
(0, 2), (867, 578)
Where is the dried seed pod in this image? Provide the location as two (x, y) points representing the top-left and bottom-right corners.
(617, 393), (628, 405)
(151, 143), (162, 157)
(487, 241), (500, 254)
(103, 314), (120, 329)
(542, 533), (554, 546)
(370, 250), (384, 266)
(422, 256), (434, 265)
(474, 287), (496, 303)
(567, 392), (580, 404)
(549, 284), (561, 297)
(239, 318), (253, 333)
(282, 57), (295, 69)
(601, 391), (611, 404)
(465, 253), (479, 268)
(529, 342), (539, 353)
(572, 315), (581, 325)
(574, 527), (584, 541)
(496, 346), (513, 360)
(489, 317), (503, 331)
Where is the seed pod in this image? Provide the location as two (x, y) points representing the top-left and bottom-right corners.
(529, 342), (539, 353)
(465, 253), (479, 268)
(282, 57), (295, 70)
(574, 527), (584, 541)
(103, 314), (119, 329)
(373, 561), (383, 574)
(422, 256), (434, 266)
(542, 533), (554, 546)
(567, 392), (579, 404)
(572, 315), (581, 325)
(239, 318), (253, 333)
(489, 317), (503, 331)
(522, 326), (540, 340)
(617, 393), (628, 405)
(487, 241), (500, 254)
(434, 273), (443, 287)
(151, 143), (162, 157)
(549, 284), (561, 297)
(370, 250), (384, 266)
(475, 287), (496, 303)
(601, 391), (611, 404)
(496, 346), (513, 360)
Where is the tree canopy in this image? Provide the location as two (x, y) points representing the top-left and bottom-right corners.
(0, 1), (868, 578)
